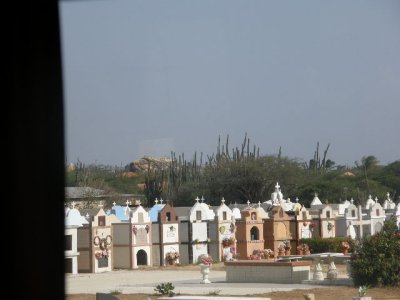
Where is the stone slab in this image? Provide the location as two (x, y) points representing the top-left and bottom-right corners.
(302, 278), (353, 286)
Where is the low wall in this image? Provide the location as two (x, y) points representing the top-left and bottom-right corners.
(225, 260), (313, 284)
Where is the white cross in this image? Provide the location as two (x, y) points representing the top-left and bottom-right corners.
(155, 198), (158, 205)
(295, 197), (299, 203)
(137, 199), (141, 206)
(258, 201), (261, 207)
(221, 197), (225, 204)
(195, 197), (200, 203)
(375, 197), (379, 203)
(247, 200), (250, 207)
(98, 201), (104, 208)
(113, 201), (116, 206)
(71, 201), (76, 208)
(126, 200), (130, 206)
(201, 196), (205, 203)
(275, 182), (280, 190)
(387, 192), (391, 200)
(160, 198), (163, 205)
(350, 198), (354, 204)
(85, 213), (89, 219)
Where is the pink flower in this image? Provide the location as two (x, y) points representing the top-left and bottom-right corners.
(199, 254), (213, 266)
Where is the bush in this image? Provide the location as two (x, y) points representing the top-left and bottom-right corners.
(299, 237), (352, 253)
(154, 282), (175, 296)
(350, 217), (400, 287)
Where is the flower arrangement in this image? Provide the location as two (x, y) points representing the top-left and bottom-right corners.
(340, 241), (350, 253)
(249, 254), (261, 260)
(283, 240), (291, 250)
(94, 249), (109, 260)
(263, 249), (274, 258)
(93, 235), (112, 250)
(296, 243), (310, 255)
(199, 254), (213, 266)
(166, 251), (180, 262)
(327, 222), (335, 232)
(222, 237), (235, 247)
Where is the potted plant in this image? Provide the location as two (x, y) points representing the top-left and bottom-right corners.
(283, 240), (291, 255)
(278, 244), (285, 256)
(198, 254), (213, 284)
(352, 285), (371, 300)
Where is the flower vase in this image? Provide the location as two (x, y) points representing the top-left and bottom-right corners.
(199, 264), (211, 284)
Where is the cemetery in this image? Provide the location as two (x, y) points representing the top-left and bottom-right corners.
(65, 181), (400, 298)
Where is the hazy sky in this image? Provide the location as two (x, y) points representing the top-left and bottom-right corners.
(60, 0), (400, 167)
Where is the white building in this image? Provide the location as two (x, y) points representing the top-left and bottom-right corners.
(65, 201), (88, 274)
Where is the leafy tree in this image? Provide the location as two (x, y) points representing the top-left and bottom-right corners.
(350, 218), (400, 287)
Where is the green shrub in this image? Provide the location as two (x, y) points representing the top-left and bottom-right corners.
(299, 237), (352, 253)
(108, 289), (121, 295)
(350, 217), (400, 287)
(154, 282), (175, 296)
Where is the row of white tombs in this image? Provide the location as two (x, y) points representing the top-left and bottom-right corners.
(65, 183), (400, 274)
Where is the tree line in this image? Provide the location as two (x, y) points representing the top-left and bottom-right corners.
(66, 135), (400, 208)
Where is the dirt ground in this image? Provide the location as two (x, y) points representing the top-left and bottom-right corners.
(66, 263), (400, 300)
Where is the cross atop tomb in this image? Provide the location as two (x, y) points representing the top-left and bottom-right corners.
(113, 201), (116, 206)
(350, 198), (354, 204)
(155, 198), (158, 205)
(126, 200), (130, 206)
(258, 201), (261, 207)
(375, 197), (379, 203)
(221, 197), (225, 204)
(195, 196), (200, 203)
(247, 200), (250, 207)
(160, 198), (163, 205)
(98, 201), (104, 208)
(201, 196), (205, 203)
(295, 197), (299, 203)
(275, 182), (280, 190)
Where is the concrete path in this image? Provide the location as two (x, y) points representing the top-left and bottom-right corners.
(66, 269), (335, 296)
